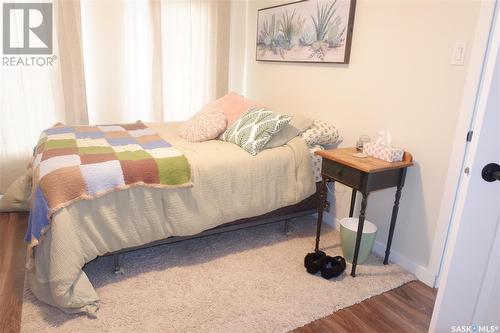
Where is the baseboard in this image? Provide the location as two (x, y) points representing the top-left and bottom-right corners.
(333, 218), (436, 287)
(371, 241), (436, 287)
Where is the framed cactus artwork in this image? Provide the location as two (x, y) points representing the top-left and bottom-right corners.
(256, 0), (356, 63)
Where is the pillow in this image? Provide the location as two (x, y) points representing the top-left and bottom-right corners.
(301, 120), (342, 147)
(265, 113), (313, 149)
(206, 92), (262, 127)
(179, 107), (227, 142)
(220, 107), (292, 155)
(309, 144), (324, 183)
(0, 169), (32, 212)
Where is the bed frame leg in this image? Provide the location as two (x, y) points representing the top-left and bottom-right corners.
(284, 219), (292, 236)
(113, 254), (124, 274)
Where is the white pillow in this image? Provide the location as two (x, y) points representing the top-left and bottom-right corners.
(179, 107), (227, 142)
(309, 144), (324, 183)
(301, 120), (341, 147)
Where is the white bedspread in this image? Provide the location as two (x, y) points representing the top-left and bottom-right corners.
(27, 122), (316, 315)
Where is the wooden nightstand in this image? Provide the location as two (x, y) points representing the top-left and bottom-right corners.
(314, 147), (413, 277)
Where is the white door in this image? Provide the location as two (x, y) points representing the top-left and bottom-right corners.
(429, 5), (500, 333)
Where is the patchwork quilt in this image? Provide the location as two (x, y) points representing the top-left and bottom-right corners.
(26, 121), (192, 251)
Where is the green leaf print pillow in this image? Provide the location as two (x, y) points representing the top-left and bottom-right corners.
(220, 108), (292, 155)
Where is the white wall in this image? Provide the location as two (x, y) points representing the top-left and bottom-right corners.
(229, 0), (481, 281)
(228, 0), (249, 94)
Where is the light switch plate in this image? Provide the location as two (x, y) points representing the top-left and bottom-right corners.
(451, 43), (467, 66)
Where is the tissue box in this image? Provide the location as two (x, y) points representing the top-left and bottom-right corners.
(363, 142), (404, 162)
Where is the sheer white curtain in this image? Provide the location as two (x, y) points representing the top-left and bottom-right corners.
(161, 0), (230, 120)
(82, 0), (230, 123)
(0, 1), (88, 192)
(81, 0), (161, 124)
(0, 66), (59, 192)
(124, 0), (163, 123)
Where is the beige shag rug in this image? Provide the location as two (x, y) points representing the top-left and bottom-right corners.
(21, 216), (414, 332)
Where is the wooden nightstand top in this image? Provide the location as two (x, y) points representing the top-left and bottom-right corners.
(315, 147), (413, 173)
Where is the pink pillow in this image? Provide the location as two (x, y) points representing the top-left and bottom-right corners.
(206, 92), (262, 126)
(179, 107), (227, 142)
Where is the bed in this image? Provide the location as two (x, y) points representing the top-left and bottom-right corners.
(26, 122), (320, 316)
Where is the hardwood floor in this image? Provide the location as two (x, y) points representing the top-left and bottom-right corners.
(292, 280), (437, 333)
(0, 213), (27, 333)
(0, 212), (437, 333)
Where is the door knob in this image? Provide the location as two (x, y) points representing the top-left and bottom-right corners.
(481, 163), (500, 182)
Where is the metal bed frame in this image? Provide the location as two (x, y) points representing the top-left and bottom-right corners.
(106, 183), (323, 273)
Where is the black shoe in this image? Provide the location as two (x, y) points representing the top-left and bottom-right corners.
(304, 251), (326, 274)
(319, 255), (346, 279)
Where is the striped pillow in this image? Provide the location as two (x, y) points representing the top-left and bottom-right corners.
(220, 108), (291, 155)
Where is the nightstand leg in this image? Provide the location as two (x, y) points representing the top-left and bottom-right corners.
(314, 177), (328, 252)
(351, 193), (368, 277)
(349, 188), (357, 217)
(384, 184), (404, 265)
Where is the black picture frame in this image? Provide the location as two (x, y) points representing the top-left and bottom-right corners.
(256, 0), (356, 64)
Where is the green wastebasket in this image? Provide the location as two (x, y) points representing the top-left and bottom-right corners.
(340, 217), (377, 264)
